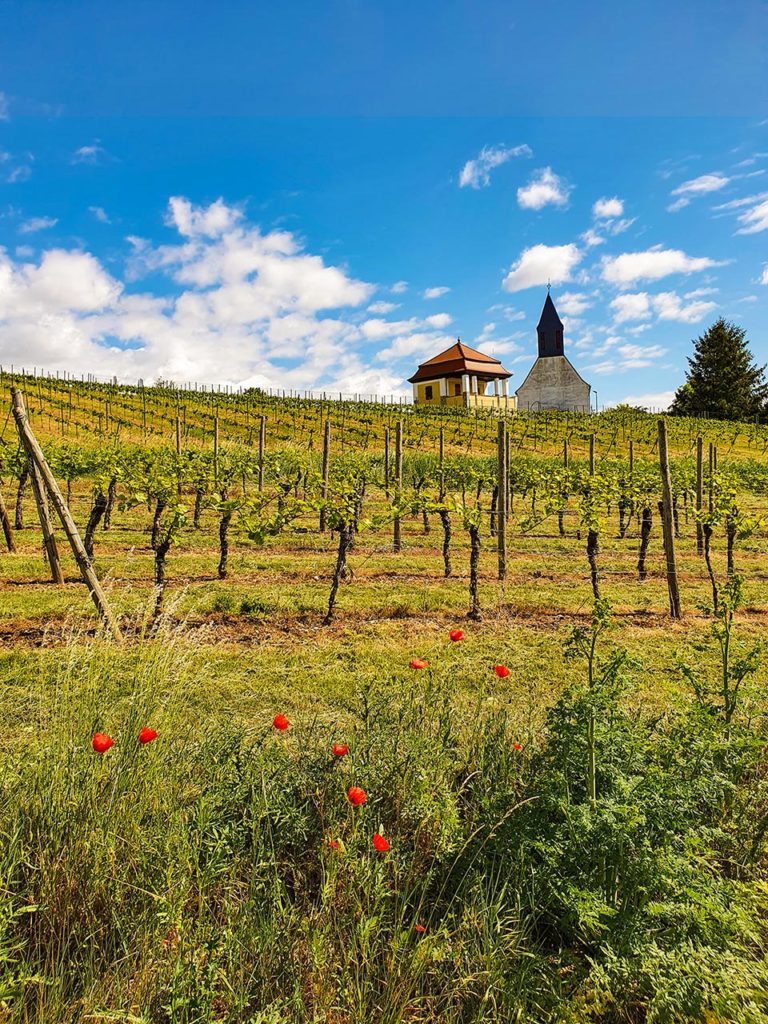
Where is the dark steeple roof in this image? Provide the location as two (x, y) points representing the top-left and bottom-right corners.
(536, 291), (564, 358)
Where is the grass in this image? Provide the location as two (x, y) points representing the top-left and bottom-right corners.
(4, 383), (768, 1019)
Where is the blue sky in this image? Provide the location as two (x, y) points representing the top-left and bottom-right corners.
(1, 1), (767, 407)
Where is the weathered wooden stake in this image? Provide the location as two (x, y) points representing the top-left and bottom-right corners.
(27, 452), (63, 583)
(175, 416), (182, 495)
(258, 415), (266, 492)
(563, 437), (569, 468)
(319, 419), (331, 532)
(658, 419), (682, 619)
(589, 433), (595, 475)
(213, 415), (220, 488)
(12, 390), (122, 638)
(384, 427), (390, 499)
(695, 435), (704, 556)
(497, 419), (507, 581)
(0, 487), (15, 552)
(393, 419), (403, 552)
(438, 425), (445, 499)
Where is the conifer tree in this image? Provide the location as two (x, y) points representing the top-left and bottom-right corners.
(670, 318), (767, 420)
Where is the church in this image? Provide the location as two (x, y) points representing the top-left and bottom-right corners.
(408, 290), (591, 413)
(515, 290), (592, 412)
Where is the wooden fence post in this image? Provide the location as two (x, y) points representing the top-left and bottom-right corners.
(393, 419), (403, 552)
(258, 415), (266, 492)
(384, 427), (390, 499)
(696, 435), (704, 556)
(497, 419), (507, 581)
(175, 416), (182, 495)
(658, 419), (682, 619)
(319, 419), (331, 532)
(11, 389), (122, 638)
(0, 486), (15, 552)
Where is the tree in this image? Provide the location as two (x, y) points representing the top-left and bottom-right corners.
(670, 318), (768, 421)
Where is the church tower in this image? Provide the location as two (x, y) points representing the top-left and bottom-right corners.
(515, 291), (591, 412)
(536, 290), (565, 357)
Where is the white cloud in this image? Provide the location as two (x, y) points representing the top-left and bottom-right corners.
(502, 243), (582, 292)
(610, 293), (652, 323)
(668, 172), (730, 211)
(487, 304), (525, 322)
(556, 291), (592, 317)
(425, 312), (452, 328)
(7, 165), (31, 184)
(586, 342), (667, 375)
(367, 300), (399, 314)
(760, 265), (768, 285)
(0, 93), (8, 121)
(610, 289), (717, 324)
(618, 390), (675, 410)
(601, 246), (725, 287)
(391, 281), (408, 294)
(592, 196), (624, 219)
(18, 216), (58, 235)
(581, 228), (605, 248)
(458, 143), (531, 189)
(517, 167), (572, 210)
(71, 142), (109, 165)
(423, 286), (450, 299)
(89, 206), (111, 224)
(0, 198), (395, 394)
(733, 197), (768, 234)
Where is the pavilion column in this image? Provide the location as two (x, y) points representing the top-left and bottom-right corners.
(412, 383), (419, 402)
(439, 378), (448, 399)
(471, 375), (478, 395)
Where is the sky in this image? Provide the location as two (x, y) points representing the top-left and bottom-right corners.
(1, 1), (767, 409)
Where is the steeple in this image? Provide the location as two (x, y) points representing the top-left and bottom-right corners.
(536, 291), (564, 358)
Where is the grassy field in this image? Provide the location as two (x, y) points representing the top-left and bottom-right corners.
(2, 381), (768, 1021)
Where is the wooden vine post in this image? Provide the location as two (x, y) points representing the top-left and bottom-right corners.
(213, 415), (220, 489)
(393, 419), (403, 552)
(438, 425), (445, 500)
(11, 389), (122, 639)
(27, 443), (63, 583)
(319, 419), (331, 532)
(258, 415), (266, 492)
(384, 427), (390, 499)
(497, 419), (507, 580)
(175, 415), (182, 495)
(658, 419), (682, 619)
(0, 486), (15, 552)
(695, 435), (704, 556)
(589, 433), (596, 475)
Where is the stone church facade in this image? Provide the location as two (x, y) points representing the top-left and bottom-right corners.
(515, 292), (591, 413)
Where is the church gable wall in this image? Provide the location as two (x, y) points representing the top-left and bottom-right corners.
(516, 356), (590, 412)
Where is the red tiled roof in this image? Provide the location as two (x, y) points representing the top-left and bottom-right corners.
(407, 340), (512, 383)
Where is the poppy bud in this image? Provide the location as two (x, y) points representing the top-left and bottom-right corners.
(272, 714), (290, 731)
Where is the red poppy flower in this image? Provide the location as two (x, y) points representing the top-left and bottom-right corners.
(415, 923), (426, 933)
(92, 732), (113, 753)
(332, 743), (349, 757)
(449, 629), (464, 642)
(513, 741), (522, 752)
(138, 727), (158, 745)
(327, 839), (341, 851)
(272, 714), (290, 731)
(410, 658), (429, 670)
(494, 665), (510, 678)
(372, 832), (390, 852)
(347, 786), (367, 806)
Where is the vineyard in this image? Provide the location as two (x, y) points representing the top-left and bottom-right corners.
(3, 372), (768, 1022)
